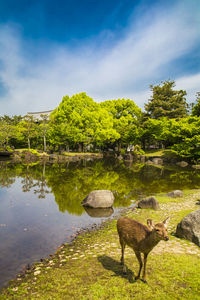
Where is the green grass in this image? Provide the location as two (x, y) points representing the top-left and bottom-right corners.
(1, 190), (200, 300)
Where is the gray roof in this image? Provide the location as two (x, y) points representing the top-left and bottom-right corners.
(26, 110), (53, 121)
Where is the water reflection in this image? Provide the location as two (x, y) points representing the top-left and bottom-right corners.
(84, 207), (114, 218)
(1, 159), (200, 215)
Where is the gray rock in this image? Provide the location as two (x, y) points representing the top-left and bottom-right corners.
(137, 196), (160, 210)
(82, 190), (114, 208)
(167, 190), (183, 198)
(176, 161), (188, 167)
(176, 209), (200, 247)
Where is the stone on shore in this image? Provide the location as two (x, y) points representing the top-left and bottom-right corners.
(176, 209), (200, 247)
(167, 190), (183, 198)
(137, 196), (160, 210)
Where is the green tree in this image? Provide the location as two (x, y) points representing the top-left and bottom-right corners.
(101, 98), (142, 150)
(20, 115), (38, 149)
(38, 114), (49, 152)
(191, 92), (200, 116)
(0, 119), (19, 150)
(145, 80), (188, 119)
(50, 93), (119, 152)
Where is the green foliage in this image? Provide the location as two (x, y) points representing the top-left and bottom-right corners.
(1, 85), (200, 161)
(191, 92), (200, 116)
(101, 98), (142, 148)
(49, 93), (119, 151)
(0, 119), (22, 150)
(145, 80), (188, 119)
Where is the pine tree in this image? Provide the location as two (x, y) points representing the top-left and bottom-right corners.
(145, 80), (188, 119)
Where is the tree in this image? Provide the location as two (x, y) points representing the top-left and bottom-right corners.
(191, 92), (200, 116)
(0, 120), (18, 150)
(20, 115), (38, 149)
(145, 80), (188, 119)
(49, 93), (119, 152)
(101, 99), (142, 150)
(39, 114), (49, 152)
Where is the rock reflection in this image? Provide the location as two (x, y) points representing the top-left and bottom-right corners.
(84, 207), (114, 218)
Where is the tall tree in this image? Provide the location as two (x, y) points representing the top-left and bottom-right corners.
(20, 115), (37, 149)
(39, 114), (49, 152)
(145, 80), (188, 119)
(49, 93), (119, 152)
(0, 120), (17, 150)
(101, 98), (142, 150)
(191, 92), (200, 117)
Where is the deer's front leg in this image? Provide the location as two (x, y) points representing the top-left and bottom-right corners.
(134, 251), (143, 280)
(142, 253), (148, 283)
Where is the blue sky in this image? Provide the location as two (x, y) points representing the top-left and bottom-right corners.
(0, 0), (200, 115)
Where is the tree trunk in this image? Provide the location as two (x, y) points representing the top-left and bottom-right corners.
(28, 136), (31, 149)
(78, 143), (83, 153)
(118, 141), (121, 152)
(43, 135), (46, 152)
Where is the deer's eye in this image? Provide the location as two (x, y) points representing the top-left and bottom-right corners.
(156, 229), (160, 232)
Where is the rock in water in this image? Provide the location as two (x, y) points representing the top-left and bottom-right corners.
(167, 190), (183, 198)
(82, 190), (114, 208)
(137, 196), (160, 210)
(176, 209), (200, 247)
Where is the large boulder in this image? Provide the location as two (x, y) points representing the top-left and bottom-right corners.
(82, 190), (114, 208)
(176, 209), (200, 246)
(167, 190), (183, 198)
(137, 196), (160, 210)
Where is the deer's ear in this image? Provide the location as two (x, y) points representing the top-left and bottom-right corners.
(163, 217), (170, 228)
(147, 219), (154, 229)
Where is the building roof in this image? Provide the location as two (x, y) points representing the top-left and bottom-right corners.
(26, 110), (53, 121)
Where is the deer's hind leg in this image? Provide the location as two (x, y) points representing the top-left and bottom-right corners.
(119, 237), (126, 274)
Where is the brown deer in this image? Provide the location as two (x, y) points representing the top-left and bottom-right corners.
(117, 217), (170, 283)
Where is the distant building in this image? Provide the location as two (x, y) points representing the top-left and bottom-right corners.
(26, 110), (53, 121)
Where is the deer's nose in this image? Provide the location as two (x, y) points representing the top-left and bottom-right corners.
(165, 236), (169, 241)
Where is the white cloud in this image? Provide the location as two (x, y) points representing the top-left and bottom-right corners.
(176, 73), (200, 102)
(0, 1), (200, 115)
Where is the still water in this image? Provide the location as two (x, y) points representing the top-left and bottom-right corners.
(0, 158), (200, 288)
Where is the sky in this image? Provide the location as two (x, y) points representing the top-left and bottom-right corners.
(0, 0), (200, 115)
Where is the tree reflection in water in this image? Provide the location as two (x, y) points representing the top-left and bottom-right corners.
(0, 158), (200, 215)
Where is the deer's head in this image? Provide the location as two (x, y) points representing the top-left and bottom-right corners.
(147, 217), (170, 241)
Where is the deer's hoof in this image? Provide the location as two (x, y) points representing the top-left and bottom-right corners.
(135, 276), (140, 281)
(141, 279), (147, 284)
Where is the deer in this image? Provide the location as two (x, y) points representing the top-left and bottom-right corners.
(117, 216), (170, 283)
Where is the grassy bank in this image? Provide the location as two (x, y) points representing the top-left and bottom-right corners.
(1, 191), (200, 299)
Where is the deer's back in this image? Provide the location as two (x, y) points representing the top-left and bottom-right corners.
(117, 217), (151, 251)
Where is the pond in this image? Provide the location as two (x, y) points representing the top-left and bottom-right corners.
(1, 157), (200, 288)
